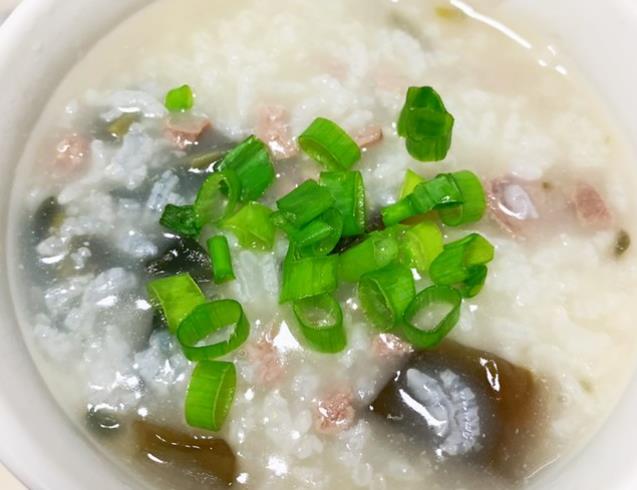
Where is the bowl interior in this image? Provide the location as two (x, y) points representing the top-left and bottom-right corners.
(0, 1), (636, 489)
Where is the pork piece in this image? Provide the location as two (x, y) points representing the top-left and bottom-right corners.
(572, 182), (613, 229)
(54, 133), (90, 171)
(370, 341), (540, 480)
(133, 420), (237, 486)
(164, 114), (211, 149)
(354, 125), (383, 149)
(256, 105), (298, 159)
(372, 333), (414, 360)
(314, 390), (356, 435)
(246, 335), (284, 385)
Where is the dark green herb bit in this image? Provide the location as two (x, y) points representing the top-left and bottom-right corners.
(159, 204), (201, 238)
(165, 84), (194, 112)
(31, 197), (64, 244)
(106, 113), (138, 139)
(397, 86), (454, 162)
(615, 229), (631, 257)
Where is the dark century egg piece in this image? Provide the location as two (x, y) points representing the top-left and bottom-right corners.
(133, 420), (237, 486)
(370, 341), (540, 479)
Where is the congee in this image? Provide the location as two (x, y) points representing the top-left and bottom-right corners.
(9, 0), (637, 488)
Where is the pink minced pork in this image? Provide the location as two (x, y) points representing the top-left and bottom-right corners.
(54, 133), (90, 172)
(313, 390), (356, 435)
(256, 105), (298, 160)
(572, 182), (613, 229)
(372, 333), (414, 360)
(354, 125), (383, 149)
(164, 114), (211, 149)
(246, 336), (285, 386)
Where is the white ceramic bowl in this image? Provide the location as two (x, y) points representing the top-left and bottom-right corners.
(1, 1), (637, 488)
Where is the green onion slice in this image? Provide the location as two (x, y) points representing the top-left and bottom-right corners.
(320, 171), (366, 237)
(207, 235), (235, 284)
(292, 294), (346, 353)
(400, 221), (444, 273)
(298, 117), (361, 171)
(147, 273), (206, 334)
(459, 264), (488, 298)
(177, 300), (250, 361)
(358, 263), (416, 330)
(276, 180), (335, 228)
(221, 202), (275, 251)
(411, 174), (463, 212)
(338, 229), (400, 283)
(381, 198), (419, 227)
(280, 252), (338, 303)
(160, 204), (201, 238)
(165, 84), (194, 112)
(381, 173), (463, 226)
(399, 169), (425, 199)
(429, 233), (494, 297)
(295, 208), (344, 257)
(397, 86), (454, 162)
(217, 136), (275, 202)
(185, 361), (236, 431)
(194, 170), (241, 227)
(438, 170), (486, 226)
(402, 285), (462, 348)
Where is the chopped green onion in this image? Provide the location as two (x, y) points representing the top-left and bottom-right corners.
(292, 220), (333, 248)
(411, 174), (463, 212)
(381, 173), (463, 226)
(429, 233), (494, 297)
(298, 117), (361, 171)
(160, 204), (201, 238)
(194, 170), (241, 227)
(397, 86), (454, 162)
(338, 229), (400, 283)
(381, 198), (419, 227)
(459, 264), (488, 298)
(165, 84), (194, 112)
(402, 285), (462, 348)
(399, 169), (425, 199)
(207, 235), (235, 284)
(295, 208), (344, 257)
(185, 361), (236, 431)
(177, 300), (250, 361)
(320, 171), (366, 236)
(147, 273), (206, 334)
(438, 171), (486, 226)
(400, 221), (444, 273)
(217, 136), (275, 202)
(276, 180), (335, 227)
(280, 253), (338, 303)
(359, 263), (415, 330)
(292, 294), (346, 353)
(221, 202), (275, 251)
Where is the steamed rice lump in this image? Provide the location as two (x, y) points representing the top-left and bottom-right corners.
(10, 0), (637, 489)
